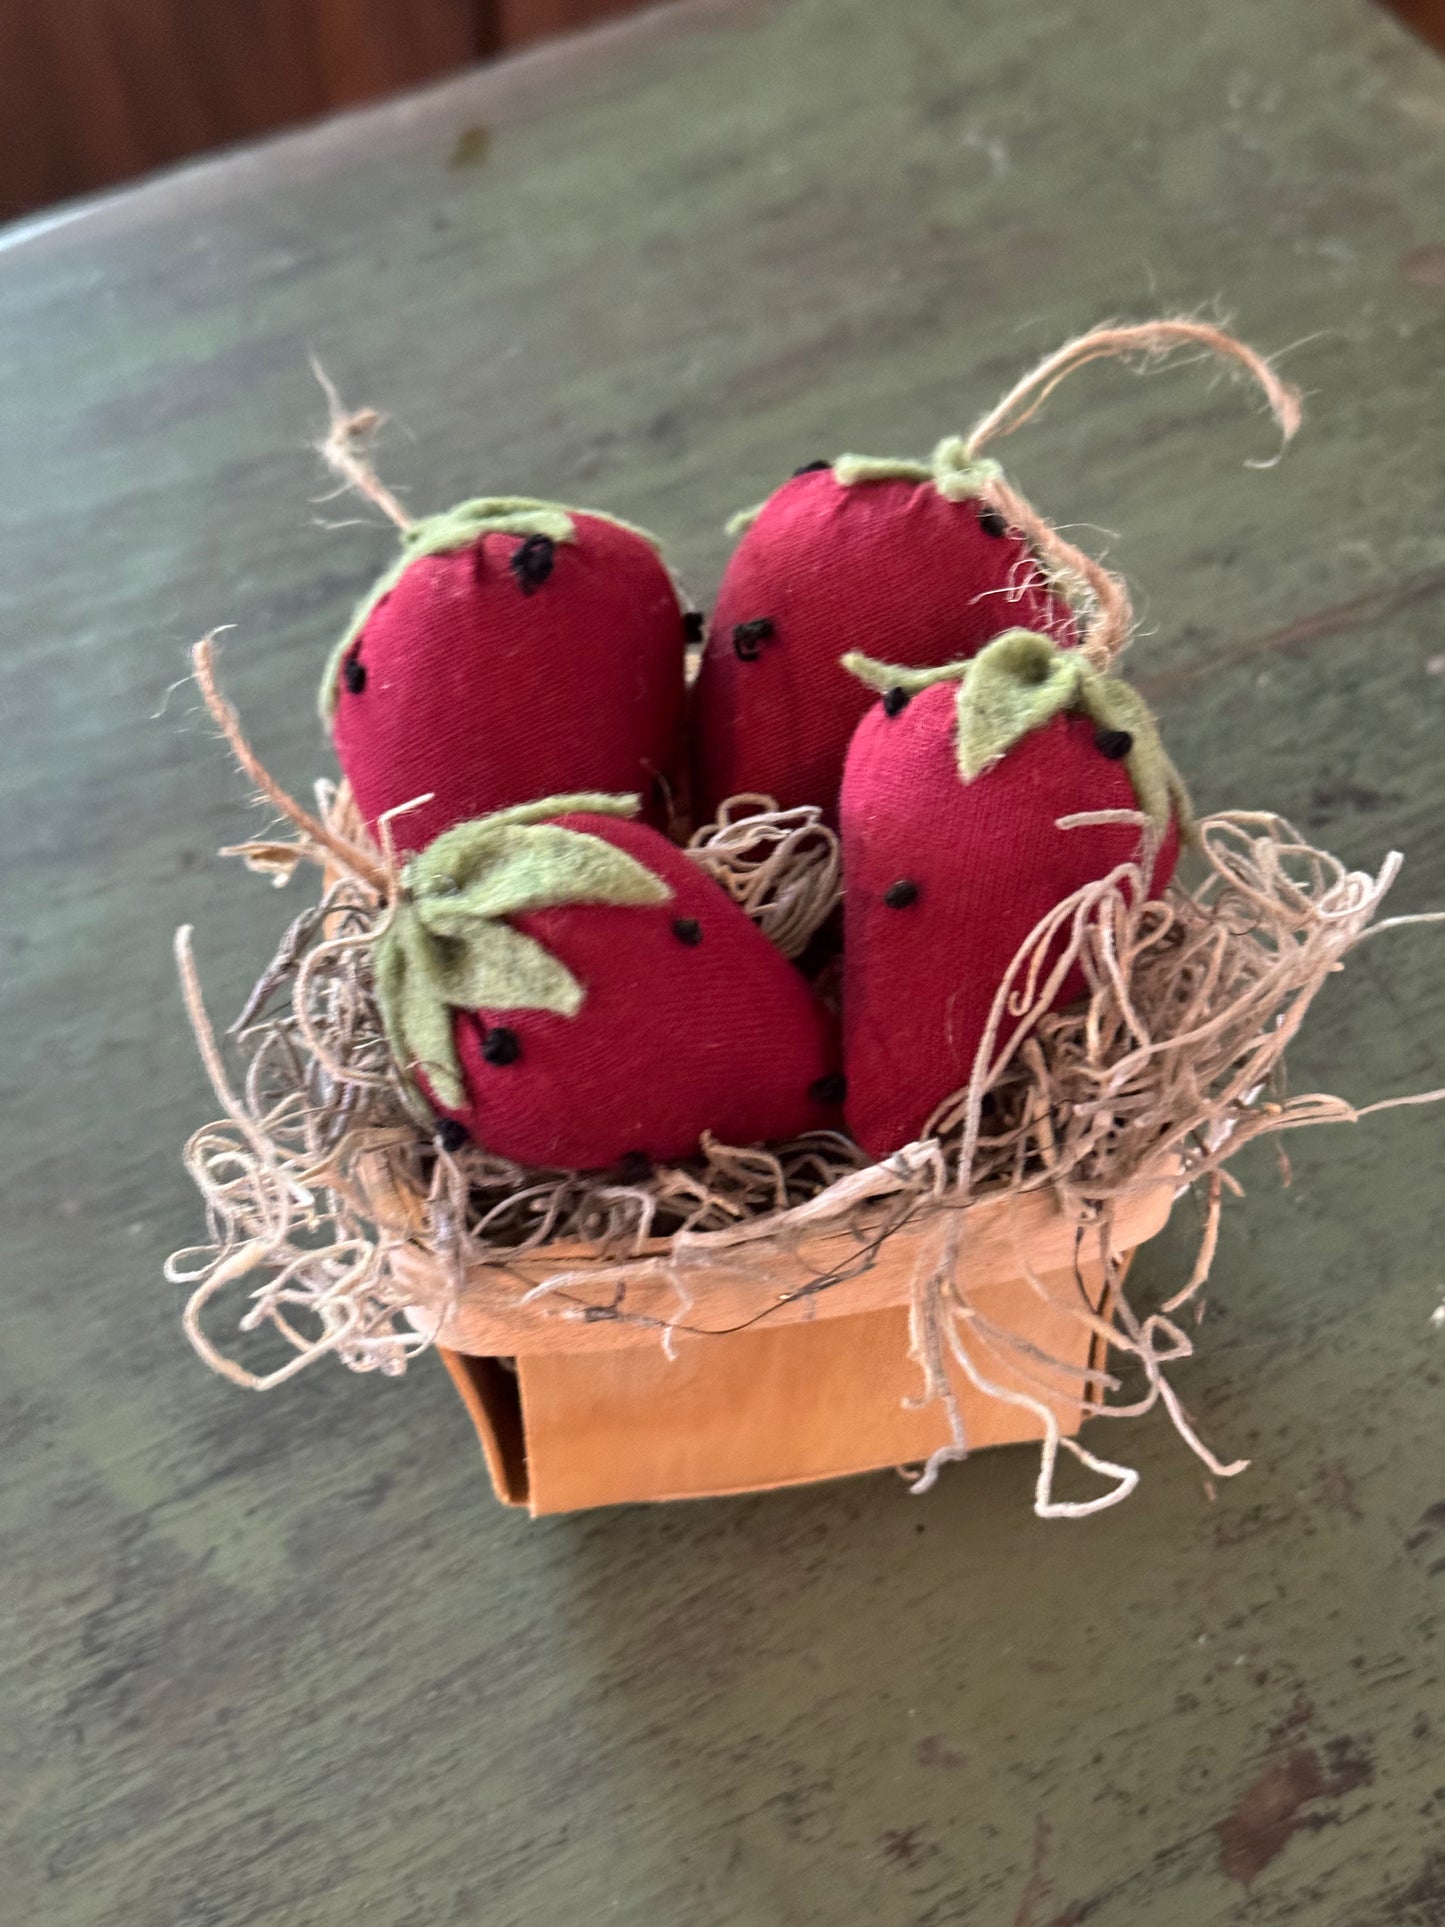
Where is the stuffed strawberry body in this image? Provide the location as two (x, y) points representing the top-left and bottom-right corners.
(839, 631), (1186, 1159)
(691, 451), (1077, 824)
(374, 796), (841, 1170)
(324, 500), (688, 855)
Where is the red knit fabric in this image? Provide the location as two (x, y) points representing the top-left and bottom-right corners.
(332, 515), (686, 855)
(424, 815), (842, 1169)
(840, 692), (1180, 1159)
(691, 469), (1078, 824)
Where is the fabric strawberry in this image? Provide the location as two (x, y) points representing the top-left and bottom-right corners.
(323, 499), (689, 855)
(373, 794), (842, 1170)
(838, 629), (1188, 1160)
(690, 443), (1079, 825)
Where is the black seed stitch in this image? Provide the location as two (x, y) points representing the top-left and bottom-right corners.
(436, 1117), (470, 1153)
(978, 505), (1010, 538)
(682, 610), (705, 643)
(882, 686), (910, 717)
(793, 460), (831, 476)
(481, 1025), (522, 1066)
(342, 649), (366, 694)
(884, 879), (919, 909)
(1094, 727), (1134, 760)
(672, 917), (703, 946)
(810, 1072), (848, 1106)
(732, 617), (775, 661)
(510, 533), (555, 593)
(619, 1151), (654, 1185)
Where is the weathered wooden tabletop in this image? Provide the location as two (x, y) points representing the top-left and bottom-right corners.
(3, 1), (1443, 1921)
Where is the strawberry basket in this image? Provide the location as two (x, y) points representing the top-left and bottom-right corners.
(170, 323), (1441, 1518)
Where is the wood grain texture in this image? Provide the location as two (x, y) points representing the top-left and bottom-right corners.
(512, 1262), (1111, 1512)
(2, 1), (1444, 1922)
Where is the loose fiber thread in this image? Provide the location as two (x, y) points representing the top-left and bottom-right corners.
(948, 317), (1303, 669)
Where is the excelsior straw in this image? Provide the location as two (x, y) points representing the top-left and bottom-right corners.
(687, 794), (841, 959)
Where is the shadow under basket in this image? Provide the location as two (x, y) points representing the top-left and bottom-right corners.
(397, 1169), (1176, 1516)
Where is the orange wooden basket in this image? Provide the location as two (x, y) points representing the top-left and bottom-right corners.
(387, 1170), (1175, 1515)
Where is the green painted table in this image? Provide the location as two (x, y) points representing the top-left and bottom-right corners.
(3, 2), (1443, 1920)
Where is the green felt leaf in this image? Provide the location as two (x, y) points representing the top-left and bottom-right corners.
(929, 437), (1004, 502)
(729, 446), (1000, 536)
(842, 631), (1192, 839)
(398, 924), (473, 1108)
(832, 453), (934, 487)
(371, 793), (671, 1110)
(407, 799), (667, 932)
(840, 650), (972, 696)
(953, 630), (1082, 779)
(953, 629), (1192, 837)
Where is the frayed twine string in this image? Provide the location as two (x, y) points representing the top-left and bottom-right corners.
(965, 319), (1301, 465)
(952, 317), (1303, 669)
(310, 358), (414, 533)
(194, 633), (389, 894)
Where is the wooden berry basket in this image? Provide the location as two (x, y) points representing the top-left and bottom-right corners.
(377, 1164), (1177, 1515)
(173, 328), (1439, 1523)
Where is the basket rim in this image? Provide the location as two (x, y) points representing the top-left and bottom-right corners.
(384, 1153), (1182, 1357)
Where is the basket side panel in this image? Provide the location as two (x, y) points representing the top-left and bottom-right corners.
(512, 1258), (1107, 1514)
(436, 1348), (530, 1508)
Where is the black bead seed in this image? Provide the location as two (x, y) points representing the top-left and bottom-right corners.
(672, 916), (703, 946)
(1094, 727), (1134, 760)
(342, 649), (366, 695)
(793, 460), (831, 476)
(435, 1118), (470, 1153)
(882, 686), (910, 717)
(481, 1025), (522, 1066)
(682, 610), (705, 643)
(510, 532), (555, 593)
(883, 878), (919, 909)
(978, 505), (1010, 538)
(732, 617), (775, 661)
(619, 1150), (654, 1185)
(810, 1072), (848, 1106)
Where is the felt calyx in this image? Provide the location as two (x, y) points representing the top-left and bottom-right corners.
(729, 440), (1007, 533)
(320, 498), (596, 721)
(377, 806), (844, 1170)
(842, 628), (1191, 837)
(326, 495), (688, 855)
(373, 794), (668, 1108)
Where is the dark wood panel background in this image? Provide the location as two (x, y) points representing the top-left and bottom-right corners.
(0, 0), (649, 220)
(4, 0), (1438, 223)
(1383, 0), (1445, 52)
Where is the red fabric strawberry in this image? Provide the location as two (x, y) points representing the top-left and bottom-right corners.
(323, 500), (689, 855)
(690, 446), (1078, 825)
(373, 795), (842, 1170)
(838, 630), (1187, 1160)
